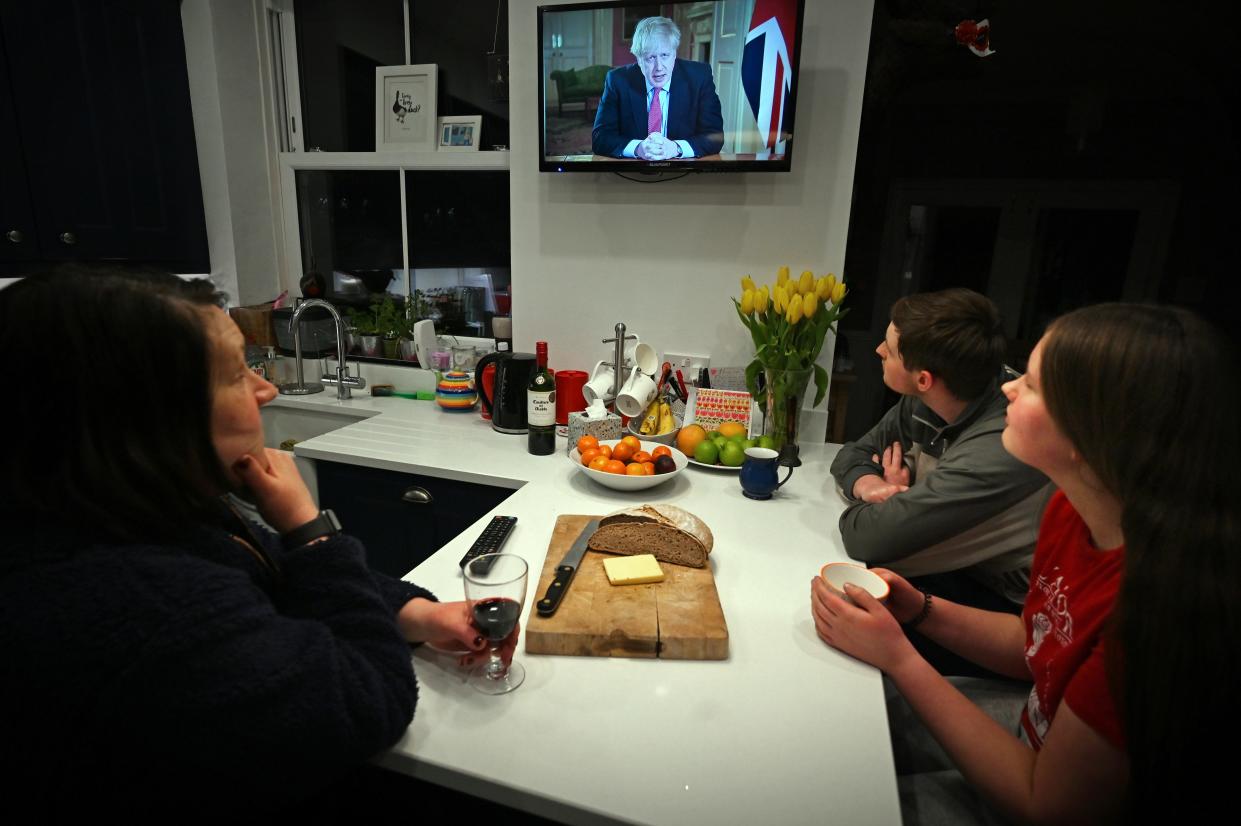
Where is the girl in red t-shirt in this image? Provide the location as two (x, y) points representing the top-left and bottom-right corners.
(810, 303), (1239, 822)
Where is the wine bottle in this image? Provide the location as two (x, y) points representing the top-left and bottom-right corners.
(527, 341), (555, 455)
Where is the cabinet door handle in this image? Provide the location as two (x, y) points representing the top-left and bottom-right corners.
(5, 230), (21, 244)
(401, 486), (434, 505)
(59, 232), (77, 245)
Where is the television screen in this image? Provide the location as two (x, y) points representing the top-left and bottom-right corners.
(538, 0), (805, 173)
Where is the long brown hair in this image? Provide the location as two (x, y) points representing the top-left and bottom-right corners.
(0, 267), (231, 542)
(1041, 303), (1240, 816)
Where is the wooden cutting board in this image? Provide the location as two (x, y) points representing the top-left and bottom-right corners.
(525, 514), (728, 660)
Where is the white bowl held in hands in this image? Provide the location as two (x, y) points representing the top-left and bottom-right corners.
(819, 563), (890, 604)
(568, 439), (688, 491)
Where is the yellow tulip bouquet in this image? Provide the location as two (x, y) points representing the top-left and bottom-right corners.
(732, 266), (848, 449)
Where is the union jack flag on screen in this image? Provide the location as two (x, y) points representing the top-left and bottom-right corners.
(741, 0), (798, 153)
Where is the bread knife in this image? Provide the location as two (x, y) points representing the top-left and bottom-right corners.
(536, 519), (600, 617)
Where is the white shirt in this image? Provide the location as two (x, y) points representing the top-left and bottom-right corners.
(622, 81), (695, 159)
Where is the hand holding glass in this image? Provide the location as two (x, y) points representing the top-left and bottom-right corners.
(463, 553), (527, 694)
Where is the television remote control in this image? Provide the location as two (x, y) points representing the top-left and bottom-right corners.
(458, 515), (518, 573)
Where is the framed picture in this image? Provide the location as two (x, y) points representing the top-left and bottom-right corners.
(437, 115), (482, 152)
(375, 64), (438, 151)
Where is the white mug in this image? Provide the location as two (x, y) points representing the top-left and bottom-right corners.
(616, 366), (657, 418)
(632, 341), (658, 376)
(582, 360), (617, 406)
(622, 335), (657, 376)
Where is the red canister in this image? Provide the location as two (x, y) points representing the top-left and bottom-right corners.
(554, 369), (589, 426)
(479, 362), (497, 420)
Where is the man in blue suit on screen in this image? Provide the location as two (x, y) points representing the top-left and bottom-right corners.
(592, 16), (725, 160)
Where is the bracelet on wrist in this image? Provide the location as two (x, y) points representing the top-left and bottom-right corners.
(281, 509), (342, 551)
(904, 587), (932, 630)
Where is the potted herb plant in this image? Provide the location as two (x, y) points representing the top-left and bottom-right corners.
(347, 304), (382, 357)
(374, 295), (402, 359)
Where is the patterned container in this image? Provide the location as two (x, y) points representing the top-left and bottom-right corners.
(566, 410), (622, 452)
(436, 371), (477, 410)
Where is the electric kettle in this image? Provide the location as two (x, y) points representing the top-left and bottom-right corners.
(475, 350), (538, 433)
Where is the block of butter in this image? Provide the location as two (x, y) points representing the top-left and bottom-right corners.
(603, 553), (665, 586)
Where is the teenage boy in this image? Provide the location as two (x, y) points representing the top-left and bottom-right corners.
(831, 289), (1053, 612)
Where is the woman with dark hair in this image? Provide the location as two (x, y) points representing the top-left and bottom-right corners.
(0, 269), (508, 817)
(810, 303), (1239, 823)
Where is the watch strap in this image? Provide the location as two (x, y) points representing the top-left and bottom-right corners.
(281, 509), (342, 550)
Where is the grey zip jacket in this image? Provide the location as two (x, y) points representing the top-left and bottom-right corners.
(831, 373), (1053, 602)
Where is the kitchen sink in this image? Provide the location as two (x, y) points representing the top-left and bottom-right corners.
(260, 403), (374, 504)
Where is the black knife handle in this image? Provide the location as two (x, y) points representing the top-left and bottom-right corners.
(536, 565), (577, 616)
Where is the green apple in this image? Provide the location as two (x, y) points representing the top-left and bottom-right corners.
(694, 439), (720, 465)
(758, 435), (776, 450)
(719, 441), (746, 467)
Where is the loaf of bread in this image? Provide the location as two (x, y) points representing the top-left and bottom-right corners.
(587, 504), (713, 568)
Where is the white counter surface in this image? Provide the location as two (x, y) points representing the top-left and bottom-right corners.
(274, 391), (900, 825)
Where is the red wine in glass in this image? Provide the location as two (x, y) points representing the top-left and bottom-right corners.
(472, 597), (521, 642)
(463, 553), (527, 694)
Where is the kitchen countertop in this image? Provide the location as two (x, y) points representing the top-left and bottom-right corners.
(273, 391), (901, 825)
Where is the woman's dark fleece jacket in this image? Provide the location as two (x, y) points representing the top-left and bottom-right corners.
(0, 507), (434, 817)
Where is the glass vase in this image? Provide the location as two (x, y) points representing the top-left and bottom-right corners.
(763, 366), (814, 453)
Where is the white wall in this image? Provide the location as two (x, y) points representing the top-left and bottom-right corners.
(510, 0), (874, 433)
(182, 0), (285, 306)
(186, 0), (875, 433)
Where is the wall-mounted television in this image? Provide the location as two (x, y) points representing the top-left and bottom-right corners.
(538, 0), (806, 173)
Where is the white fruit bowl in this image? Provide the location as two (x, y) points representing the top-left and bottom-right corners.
(567, 439), (689, 491)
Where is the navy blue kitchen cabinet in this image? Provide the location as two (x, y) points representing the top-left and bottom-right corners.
(316, 461), (514, 578)
(0, 1), (208, 273)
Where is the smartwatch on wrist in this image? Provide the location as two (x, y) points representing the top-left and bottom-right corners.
(281, 509), (342, 550)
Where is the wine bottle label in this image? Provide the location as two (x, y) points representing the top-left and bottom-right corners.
(528, 391), (556, 426)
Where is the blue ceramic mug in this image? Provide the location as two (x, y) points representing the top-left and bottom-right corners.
(740, 447), (794, 500)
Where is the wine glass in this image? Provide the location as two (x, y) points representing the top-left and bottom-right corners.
(463, 553), (528, 694)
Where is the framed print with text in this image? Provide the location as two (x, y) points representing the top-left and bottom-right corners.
(375, 64), (438, 151)
(437, 115), (482, 152)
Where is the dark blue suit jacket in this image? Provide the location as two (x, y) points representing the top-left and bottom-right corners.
(591, 60), (724, 158)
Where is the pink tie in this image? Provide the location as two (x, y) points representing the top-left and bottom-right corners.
(648, 87), (663, 135)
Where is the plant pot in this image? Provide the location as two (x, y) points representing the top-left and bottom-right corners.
(382, 335), (399, 359)
(358, 333), (382, 357)
(397, 337), (418, 362)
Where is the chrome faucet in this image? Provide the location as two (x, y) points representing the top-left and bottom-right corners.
(278, 299), (366, 399)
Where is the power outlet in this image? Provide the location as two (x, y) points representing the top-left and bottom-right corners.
(664, 352), (710, 373)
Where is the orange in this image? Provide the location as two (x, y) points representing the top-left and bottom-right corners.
(642, 461), (655, 475)
(603, 459), (627, 474)
(620, 435), (641, 451)
(718, 421), (747, 439)
(625, 462), (647, 476)
(676, 423), (707, 457)
(611, 442), (636, 463)
(588, 455), (610, 472)
(651, 446), (672, 459)
(632, 451), (652, 464)
(580, 448), (600, 467)
(597, 444), (612, 459)
(576, 434), (598, 453)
